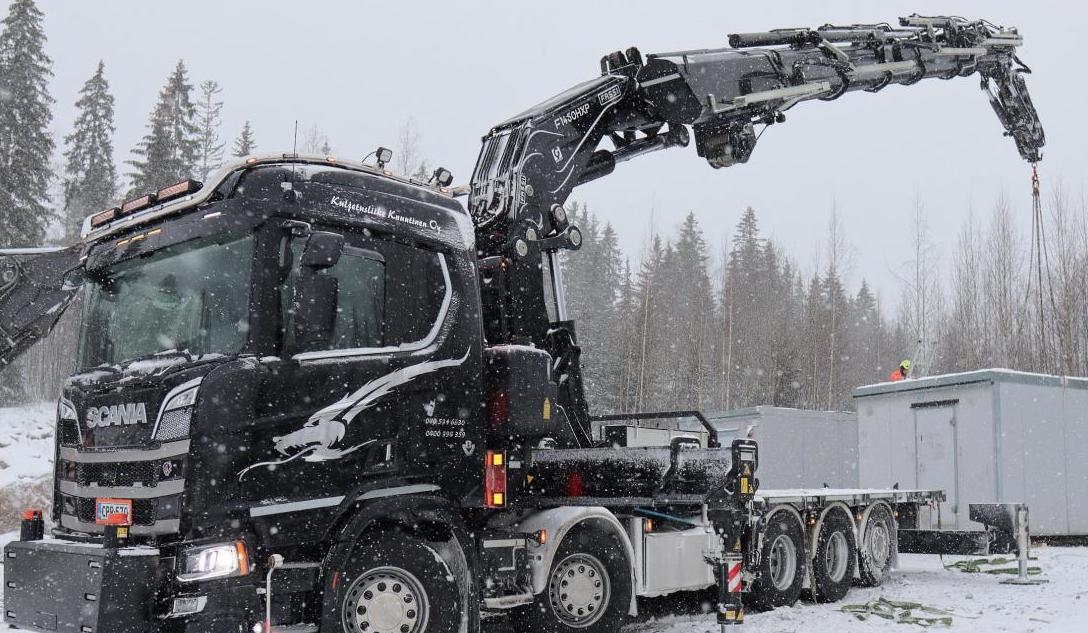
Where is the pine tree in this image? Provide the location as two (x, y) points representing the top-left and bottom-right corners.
(0, 0), (55, 246)
(195, 80), (224, 181)
(126, 60), (199, 195)
(232, 120), (257, 157)
(62, 61), (117, 243)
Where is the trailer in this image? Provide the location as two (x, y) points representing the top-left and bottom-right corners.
(590, 411), (1029, 610)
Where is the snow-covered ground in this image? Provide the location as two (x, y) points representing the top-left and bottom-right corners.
(625, 548), (1088, 633)
(0, 402), (1084, 632)
(0, 402), (56, 485)
(0, 403), (56, 533)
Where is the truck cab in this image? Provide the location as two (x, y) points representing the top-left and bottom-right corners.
(8, 157), (512, 629)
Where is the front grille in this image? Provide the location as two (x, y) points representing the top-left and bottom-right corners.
(154, 407), (192, 441)
(62, 461), (158, 487)
(58, 418), (81, 446)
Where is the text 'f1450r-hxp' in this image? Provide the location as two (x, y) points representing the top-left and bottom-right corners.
(0, 13), (1043, 633)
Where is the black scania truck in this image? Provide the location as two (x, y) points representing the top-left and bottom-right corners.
(0, 15), (1043, 633)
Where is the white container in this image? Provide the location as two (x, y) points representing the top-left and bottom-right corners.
(707, 407), (859, 490)
(854, 369), (1088, 536)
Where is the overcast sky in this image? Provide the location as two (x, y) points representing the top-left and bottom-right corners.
(18, 0), (1087, 308)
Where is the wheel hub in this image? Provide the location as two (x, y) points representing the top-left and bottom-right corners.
(768, 533), (798, 590)
(343, 567), (429, 633)
(866, 520), (891, 572)
(825, 531), (849, 583)
(548, 553), (610, 627)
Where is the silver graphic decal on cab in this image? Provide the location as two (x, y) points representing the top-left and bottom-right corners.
(237, 350), (470, 480)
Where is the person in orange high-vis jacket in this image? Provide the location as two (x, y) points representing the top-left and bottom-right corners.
(889, 359), (912, 382)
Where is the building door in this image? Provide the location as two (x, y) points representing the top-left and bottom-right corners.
(914, 405), (958, 527)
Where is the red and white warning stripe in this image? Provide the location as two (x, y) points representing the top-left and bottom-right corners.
(727, 560), (743, 593)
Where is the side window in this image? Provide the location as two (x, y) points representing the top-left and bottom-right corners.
(281, 236), (449, 355)
(328, 247), (386, 349)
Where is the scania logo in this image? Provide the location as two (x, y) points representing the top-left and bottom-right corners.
(86, 403), (148, 428)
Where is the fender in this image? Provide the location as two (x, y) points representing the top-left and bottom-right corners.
(514, 506), (638, 616)
(318, 485), (479, 633)
(857, 501), (899, 571)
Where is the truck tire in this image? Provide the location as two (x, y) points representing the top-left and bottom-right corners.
(524, 526), (632, 632)
(748, 511), (805, 610)
(809, 510), (856, 603)
(857, 504), (896, 587)
(333, 531), (462, 633)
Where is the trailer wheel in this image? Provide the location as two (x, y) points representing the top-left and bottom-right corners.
(524, 526), (631, 632)
(810, 510), (856, 603)
(857, 504), (896, 587)
(749, 511), (805, 610)
(334, 531), (462, 633)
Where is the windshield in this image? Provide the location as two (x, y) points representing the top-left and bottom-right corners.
(76, 233), (255, 369)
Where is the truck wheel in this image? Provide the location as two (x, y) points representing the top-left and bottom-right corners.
(809, 510), (856, 603)
(749, 511), (805, 610)
(857, 504), (896, 587)
(334, 532), (462, 633)
(525, 526), (631, 632)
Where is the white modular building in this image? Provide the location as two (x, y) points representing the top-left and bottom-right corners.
(854, 369), (1088, 536)
(707, 407), (860, 490)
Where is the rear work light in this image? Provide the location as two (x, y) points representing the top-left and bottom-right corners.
(89, 207), (120, 228)
(156, 178), (202, 203)
(485, 450), (507, 508)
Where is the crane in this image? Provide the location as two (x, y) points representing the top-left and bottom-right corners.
(467, 14), (1044, 445)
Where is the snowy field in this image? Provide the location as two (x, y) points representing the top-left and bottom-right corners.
(621, 548), (1088, 633)
(0, 402), (1084, 632)
(0, 403), (56, 533)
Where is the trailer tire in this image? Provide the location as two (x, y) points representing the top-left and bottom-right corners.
(523, 525), (632, 632)
(809, 510), (856, 603)
(333, 531), (462, 633)
(749, 511), (805, 610)
(857, 504), (896, 587)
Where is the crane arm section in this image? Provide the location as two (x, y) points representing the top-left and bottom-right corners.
(469, 14), (1044, 257)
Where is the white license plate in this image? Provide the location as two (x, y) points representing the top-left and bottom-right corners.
(95, 498), (133, 526)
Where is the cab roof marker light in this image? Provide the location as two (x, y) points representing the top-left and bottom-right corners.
(156, 179), (202, 203)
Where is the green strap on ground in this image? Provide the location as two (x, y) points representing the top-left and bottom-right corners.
(840, 597), (954, 627)
(945, 556), (1042, 575)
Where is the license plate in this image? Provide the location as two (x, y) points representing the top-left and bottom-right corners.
(95, 498), (132, 526)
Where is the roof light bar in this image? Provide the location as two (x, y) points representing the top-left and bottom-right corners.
(89, 207), (120, 228)
(156, 179), (202, 203)
(121, 193), (157, 215)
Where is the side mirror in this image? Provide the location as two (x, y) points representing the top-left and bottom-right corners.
(301, 231), (345, 269)
(293, 232), (344, 351)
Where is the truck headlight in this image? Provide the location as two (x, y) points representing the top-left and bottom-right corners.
(178, 541), (250, 582)
(154, 378), (201, 441)
(58, 398), (77, 421)
(163, 385), (198, 412)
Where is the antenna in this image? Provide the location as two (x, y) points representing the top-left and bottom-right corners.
(286, 120), (299, 200)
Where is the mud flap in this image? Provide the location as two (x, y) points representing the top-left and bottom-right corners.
(0, 246), (81, 367)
